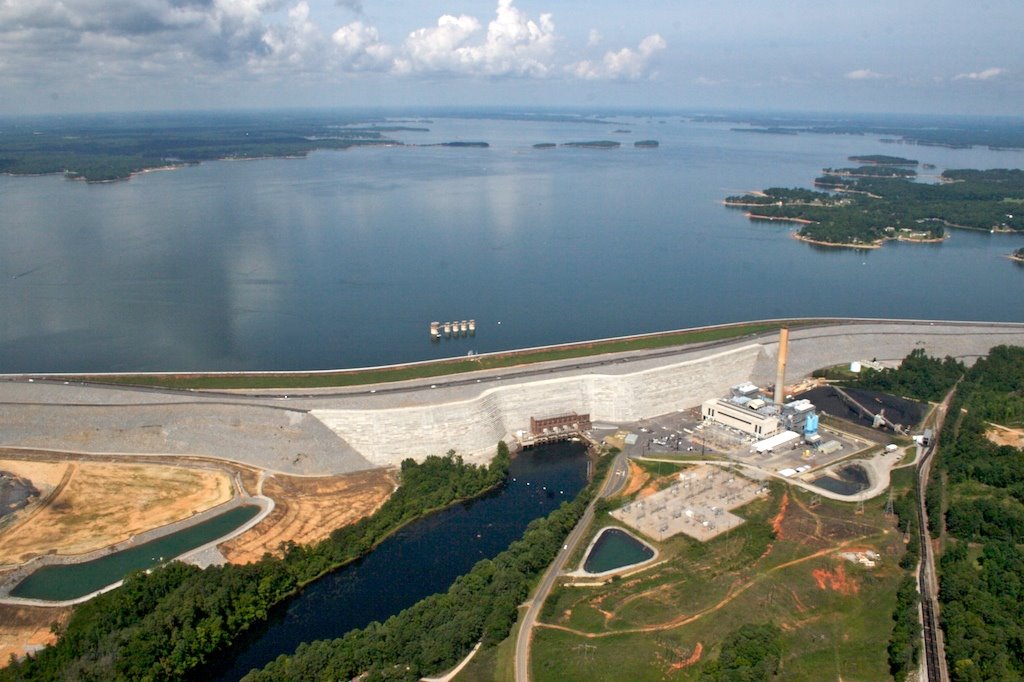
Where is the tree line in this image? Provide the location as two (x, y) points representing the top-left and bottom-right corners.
(242, 451), (612, 681)
(1, 445), (511, 681)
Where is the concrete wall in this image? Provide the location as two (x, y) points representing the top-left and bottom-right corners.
(312, 345), (764, 466)
(312, 322), (1024, 468)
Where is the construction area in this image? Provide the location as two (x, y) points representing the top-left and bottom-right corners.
(611, 464), (763, 542)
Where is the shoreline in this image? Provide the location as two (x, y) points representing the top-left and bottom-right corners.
(745, 212), (814, 224)
(791, 232), (882, 249)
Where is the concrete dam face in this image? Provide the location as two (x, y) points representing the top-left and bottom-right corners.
(311, 321), (1024, 467)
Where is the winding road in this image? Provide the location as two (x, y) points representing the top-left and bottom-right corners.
(514, 451), (628, 682)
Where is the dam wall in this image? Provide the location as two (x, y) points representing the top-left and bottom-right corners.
(312, 345), (766, 466)
(312, 322), (1024, 467)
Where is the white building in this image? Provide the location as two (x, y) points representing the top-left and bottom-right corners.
(701, 397), (781, 438)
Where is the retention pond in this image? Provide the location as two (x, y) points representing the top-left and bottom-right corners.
(583, 527), (655, 574)
(811, 464), (871, 496)
(11, 504), (261, 601)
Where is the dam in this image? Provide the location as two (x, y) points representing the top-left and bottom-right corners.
(3, 319), (1024, 474)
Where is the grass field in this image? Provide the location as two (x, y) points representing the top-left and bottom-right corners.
(59, 320), (803, 390)
(528, 474), (906, 681)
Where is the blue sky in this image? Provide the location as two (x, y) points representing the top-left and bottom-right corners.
(0, 0), (1021, 115)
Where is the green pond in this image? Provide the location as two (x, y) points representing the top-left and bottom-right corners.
(11, 505), (261, 601)
(583, 527), (654, 574)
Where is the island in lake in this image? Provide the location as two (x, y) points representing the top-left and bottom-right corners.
(532, 142), (557, 149)
(421, 141), (490, 148)
(1012, 247), (1024, 263)
(561, 140), (620, 149)
(634, 140), (659, 148)
(725, 161), (1024, 249)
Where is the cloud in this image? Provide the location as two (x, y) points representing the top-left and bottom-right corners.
(393, 0), (555, 77)
(845, 68), (888, 80)
(569, 33), (665, 80)
(331, 21), (392, 71)
(587, 29), (602, 47)
(953, 67), (1004, 81)
(335, 0), (363, 14)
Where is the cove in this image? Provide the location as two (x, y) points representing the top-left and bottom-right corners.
(11, 504), (261, 601)
(207, 441), (588, 681)
(583, 527), (655, 574)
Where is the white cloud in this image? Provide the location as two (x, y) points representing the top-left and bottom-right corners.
(332, 21), (392, 71)
(393, 0), (555, 77)
(569, 33), (665, 80)
(587, 29), (602, 47)
(953, 67), (1004, 81)
(845, 68), (888, 80)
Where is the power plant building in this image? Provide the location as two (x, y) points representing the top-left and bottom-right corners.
(701, 383), (820, 442)
(701, 395), (782, 438)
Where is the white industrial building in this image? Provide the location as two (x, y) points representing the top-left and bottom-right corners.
(701, 396), (781, 438)
(701, 382), (820, 443)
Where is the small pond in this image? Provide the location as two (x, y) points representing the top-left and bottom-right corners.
(583, 527), (655, 574)
(811, 464), (870, 496)
(11, 504), (261, 601)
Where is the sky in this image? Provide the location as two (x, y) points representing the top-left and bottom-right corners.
(0, 0), (1022, 116)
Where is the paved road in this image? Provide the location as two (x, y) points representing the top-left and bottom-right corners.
(514, 451), (628, 682)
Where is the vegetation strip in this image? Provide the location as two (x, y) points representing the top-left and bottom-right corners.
(52, 320), (804, 390)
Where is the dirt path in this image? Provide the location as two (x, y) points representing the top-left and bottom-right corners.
(538, 535), (872, 639)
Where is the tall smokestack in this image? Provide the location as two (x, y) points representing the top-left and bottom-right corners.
(774, 327), (789, 405)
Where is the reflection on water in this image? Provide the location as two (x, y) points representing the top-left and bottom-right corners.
(3, 116), (1024, 372)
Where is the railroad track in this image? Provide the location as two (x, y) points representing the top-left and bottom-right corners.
(915, 391), (953, 682)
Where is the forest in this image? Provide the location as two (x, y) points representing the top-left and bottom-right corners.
(725, 164), (1024, 245)
(0, 446), (511, 681)
(0, 112), (406, 181)
(930, 345), (1024, 680)
(242, 452), (611, 681)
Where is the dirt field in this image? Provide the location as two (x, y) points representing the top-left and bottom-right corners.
(986, 423), (1024, 449)
(0, 604), (70, 664)
(220, 469), (396, 564)
(0, 459), (233, 565)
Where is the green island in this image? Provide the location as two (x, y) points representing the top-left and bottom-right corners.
(0, 112), (407, 182)
(847, 155), (918, 166)
(561, 141), (620, 149)
(0, 445), (516, 681)
(633, 140), (659, 148)
(725, 163), (1024, 248)
(532, 143), (557, 149)
(423, 141), (490, 148)
(1011, 247), (1024, 262)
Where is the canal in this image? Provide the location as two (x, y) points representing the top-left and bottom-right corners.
(11, 505), (262, 602)
(207, 441), (590, 681)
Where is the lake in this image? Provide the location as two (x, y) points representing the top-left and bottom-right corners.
(1, 114), (1022, 373)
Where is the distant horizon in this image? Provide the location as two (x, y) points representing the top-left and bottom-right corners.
(1, 1), (1021, 117)
(2, 106), (1023, 124)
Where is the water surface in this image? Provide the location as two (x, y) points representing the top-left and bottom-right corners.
(2, 115), (1022, 373)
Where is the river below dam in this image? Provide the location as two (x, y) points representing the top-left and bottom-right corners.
(205, 441), (589, 681)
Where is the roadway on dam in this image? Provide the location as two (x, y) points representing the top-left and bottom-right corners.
(2, 319), (1024, 475)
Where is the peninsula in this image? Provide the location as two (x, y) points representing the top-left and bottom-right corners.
(725, 162), (1024, 248)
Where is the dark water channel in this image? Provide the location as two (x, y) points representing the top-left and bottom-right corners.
(207, 442), (589, 681)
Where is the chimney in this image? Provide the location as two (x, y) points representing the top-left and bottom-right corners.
(774, 327), (789, 405)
